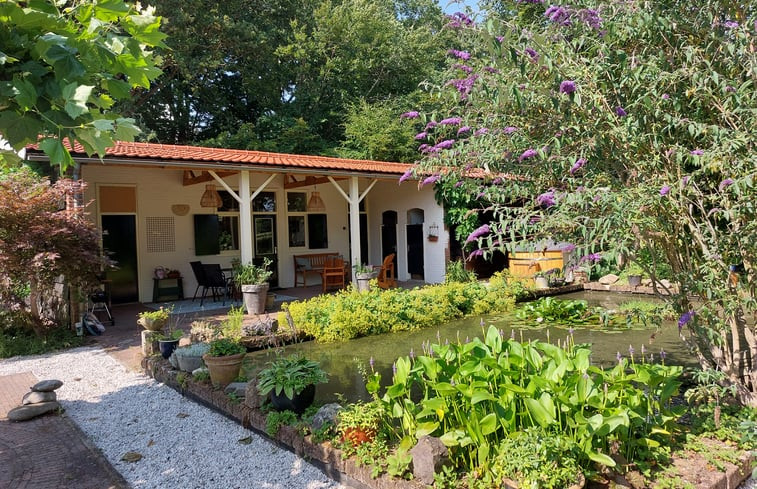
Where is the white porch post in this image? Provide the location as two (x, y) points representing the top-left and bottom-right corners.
(238, 171), (253, 264)
(348, 176), (361, 282)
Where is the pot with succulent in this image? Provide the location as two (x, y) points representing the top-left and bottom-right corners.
(202, 338), (247, 387)
(233, 258), (273, 315)
(337, 400), (384, 446)
(353, 263), (378, 293)
(137, 307), (171, 356)
(257, 354), (328, 414)
(174, 342), (210, 372)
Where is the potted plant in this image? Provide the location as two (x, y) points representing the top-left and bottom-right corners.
(233, 257), (273, 315)
(354, 263), (377, 293)
(155, 328), (183, 360)
(626, 262), (644, 287)
(337, 400), (384, 446)
(137, 307), (169, 332)
(533, 270), (550, 289)
(257, 354), (328, 414)
(202, 338), (247, 387)
(173, 342), (210, 372)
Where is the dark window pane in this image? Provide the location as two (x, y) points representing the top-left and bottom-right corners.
(219, 215), (239, 251)
(288, 216), (306, 247)
(218, 190), (239, 212)
(287, 192), (307, 212)
(253, 192), (276, 212)
(194, 214), (220, 255)
(308, 214), (328, 249)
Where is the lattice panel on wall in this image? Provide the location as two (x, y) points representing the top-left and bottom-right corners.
(145, 217), (175, 253)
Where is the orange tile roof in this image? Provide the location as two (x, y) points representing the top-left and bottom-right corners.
(27, 140), (412, 176)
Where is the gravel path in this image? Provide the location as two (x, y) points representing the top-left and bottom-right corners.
(0, 346), (344, 489)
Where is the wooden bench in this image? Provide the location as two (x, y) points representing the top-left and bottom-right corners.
(293, 252), (340, 287)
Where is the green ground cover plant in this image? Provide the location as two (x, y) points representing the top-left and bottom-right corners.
(0, 325), (85, 359)
(282, 272), (524, 342)
(361, 324), (682, 485)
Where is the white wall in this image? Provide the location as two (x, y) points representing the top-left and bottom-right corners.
(81, 165), (447, 302)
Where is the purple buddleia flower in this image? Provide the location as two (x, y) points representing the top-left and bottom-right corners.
(559, 80), (576, 94)
(473, 128), (489, 136)
(457, 126), (471, 135)
(447, 49), (471, 60)
(454, 180), (464, 188)
(545, 5), (571, 26)
(425, 121), (437, 130)
(690, 149), (704, 155)
(503, 126), (519, 134)
(496, 35), (504, 42)
(678, 310), (695, 330)
(578, 8), (602, 30)
(536, 190), (557, 208)
(421, 174), (440, 187)
(561, 243), (576, 252)
(483, 66), (500, 74)
(724, 21), (739, 29)
(615, 106), (627, 116)
(580, 253), (602, 263)
(682, 176), (690, 186)
(492, 177), (503, 185)
(662, 93), (670, 100)
(400, 111), (419, 119)
(524, 47), (539, 61)
(469, 249), (484, 257)
(519, 148), (538, 161)
(415, 131), (427, 140)
(453, 64), (474, 73)
(569, 158), (586, 175)
(725, 86), (736, 93)
(440, 117), (462, 126)
(418, 144), (430, 153)
(660, 185), (671, 196)
(465, 224), (490, 243)
(399, 168), (413, 184)
(434, 139), (455, 150)
(719, 178), (734, 191)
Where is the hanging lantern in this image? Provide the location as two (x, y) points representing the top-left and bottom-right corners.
(306, 191), (326, 212)
(200, 184), (223, 208)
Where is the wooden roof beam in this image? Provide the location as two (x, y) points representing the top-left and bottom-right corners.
(284, 175), (346, 189)
(183, 170), (236, 186)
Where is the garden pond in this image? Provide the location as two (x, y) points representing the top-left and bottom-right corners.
(244, 290), (697, 402)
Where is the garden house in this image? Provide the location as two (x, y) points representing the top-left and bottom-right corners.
(24, 141), (448, 304)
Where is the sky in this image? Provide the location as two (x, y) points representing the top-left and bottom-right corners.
(440, 0), (480, 15)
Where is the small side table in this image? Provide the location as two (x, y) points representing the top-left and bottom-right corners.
(153, 277), (184, 302)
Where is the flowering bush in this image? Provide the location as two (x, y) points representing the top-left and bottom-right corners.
(404, 2), (757, 405)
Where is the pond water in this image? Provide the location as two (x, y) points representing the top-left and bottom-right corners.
(244, 290), (696, 403)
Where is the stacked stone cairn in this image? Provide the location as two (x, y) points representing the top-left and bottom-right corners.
(7, 379), (63, 422)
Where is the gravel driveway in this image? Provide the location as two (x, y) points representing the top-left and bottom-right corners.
(0, 346), (344, 489)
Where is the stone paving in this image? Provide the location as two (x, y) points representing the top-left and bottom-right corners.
(0, 372), (127, 489)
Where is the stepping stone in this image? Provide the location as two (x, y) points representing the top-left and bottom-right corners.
(31, 379), (63, 392)
(22, 391), (57, 405)
(7, 401), (61, 421)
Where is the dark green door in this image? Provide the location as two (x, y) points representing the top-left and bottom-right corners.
(102, 215), (139, 303)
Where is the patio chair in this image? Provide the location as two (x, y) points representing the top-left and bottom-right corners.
(376, 253), (397, 289)
(200, 264), (232, 306)
(321, 257), (346, 292)
(189, 261), (207, 301)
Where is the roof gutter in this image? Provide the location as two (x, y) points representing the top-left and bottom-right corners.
(24, 153), (406, 180)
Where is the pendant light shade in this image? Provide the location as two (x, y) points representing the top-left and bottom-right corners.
(306, 191), (326, 212)
(200, 184), (223, 208)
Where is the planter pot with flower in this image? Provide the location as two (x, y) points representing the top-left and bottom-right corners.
(257, 354), (328, 414)
(156, 329), (183, 360)
(353, 263), (378, 293)
(138, 307), (171, 356)
(174, 342), (210, 372)
(625, 263), (644, 287)
(202, 338), (247, 387)
(533, 273), (550, 289)
(337, 400), (384, 447)
(233, 258), (273, 315)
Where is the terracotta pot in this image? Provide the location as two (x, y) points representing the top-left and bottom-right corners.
(202, 352), (246, 387)
(242, 284), (269, 315)
(138, 316), (166, 332)
(342, 427), (376, 446)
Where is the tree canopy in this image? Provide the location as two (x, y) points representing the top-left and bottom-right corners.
(0, 0), (165, 170)
(406, 2), (757, 403)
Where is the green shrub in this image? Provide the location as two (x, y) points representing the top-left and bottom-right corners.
(281, 272), (522, 342)
(0, 327), (85, 358)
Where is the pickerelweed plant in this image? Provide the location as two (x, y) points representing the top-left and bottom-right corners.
(364, 325), (682, 482)
(403, 2), (757, 405)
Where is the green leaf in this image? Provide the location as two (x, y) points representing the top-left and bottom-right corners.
(63, 84), (94, 119)
(587, 450), (616, 467)
(471, 390), (496, 404)
(38, 138), (75, 169)
(0, 112), (43, 149)
(479, 413), (497, 435)
(439, 429), (465, 447)
(13, 78), (38, 109)
(524, 397), (555, 427)
(415, 421), (439, 437)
